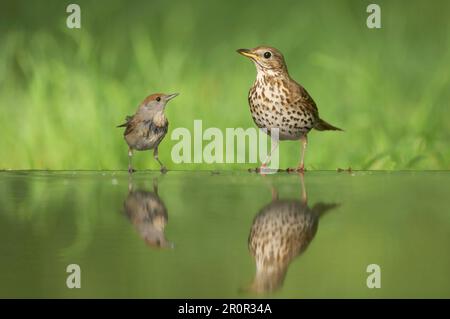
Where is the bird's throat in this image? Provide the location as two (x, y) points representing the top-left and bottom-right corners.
(153, 111), (168, 127)
(256, 68), (287, 79)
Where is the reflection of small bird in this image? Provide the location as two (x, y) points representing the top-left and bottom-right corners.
(118, 93), (179, 173)
(237, 46), (342, 171)
(124, 180), (173, 249)
(247, 177), (338, 294)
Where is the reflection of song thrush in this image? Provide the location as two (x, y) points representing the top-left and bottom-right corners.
(117, 93), (179, 173)
(237, 46), (342, 171)
(247, 179), (339, 294)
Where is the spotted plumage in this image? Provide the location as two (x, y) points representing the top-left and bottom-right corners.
(237, 46), (342, 170)
(247, 185), (338, 294)
(248, 73), (317, 140)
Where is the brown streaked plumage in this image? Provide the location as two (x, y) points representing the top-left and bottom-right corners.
(247, 176), (339, 294)
(237, 46), (342, 171)
(124, 178), (174, 249)
(118, 93), (179, 173)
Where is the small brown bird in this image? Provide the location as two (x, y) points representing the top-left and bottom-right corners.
(237, 46), (342, 171)
(124, 178), (173, 249)
(118, 93), (179, 173)
(247, 176), (338, 294)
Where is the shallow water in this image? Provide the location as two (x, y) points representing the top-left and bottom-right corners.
(0, 170), (449, 298)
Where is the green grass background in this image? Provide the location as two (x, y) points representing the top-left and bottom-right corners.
(1, 0), (449, 170)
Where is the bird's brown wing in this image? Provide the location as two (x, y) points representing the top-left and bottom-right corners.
(117, 115), (139, 137)
(123, 117), (139, 136)
(288, 79), (319, 118)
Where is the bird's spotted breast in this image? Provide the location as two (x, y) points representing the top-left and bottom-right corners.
(248, 75), (316, 140)
(249, 200), (318, 269)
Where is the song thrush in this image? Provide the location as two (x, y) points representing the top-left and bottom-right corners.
(117, 93), (179, 173)
(237, 46), (342, 171)
(247, 175), (339, 293)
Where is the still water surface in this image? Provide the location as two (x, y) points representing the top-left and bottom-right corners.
(0, 171), (449, 298)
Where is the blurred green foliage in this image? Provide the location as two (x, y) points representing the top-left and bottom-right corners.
(0, 0), (449, 170)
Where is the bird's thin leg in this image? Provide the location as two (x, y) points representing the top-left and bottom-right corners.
(260, 138), (279, 168)
(128, 148), (135, 174)
(271, 186), (279, 201)
(128, 174), (133, 193)
(299, 172), (307, 204)
(154, 147), (167, 173)
(152, 178), (158, 195)
(297, 135), (308, 172)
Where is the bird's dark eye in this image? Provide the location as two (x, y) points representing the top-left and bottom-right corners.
(264, 51), (271, 59)
(156, 97), (161, 102)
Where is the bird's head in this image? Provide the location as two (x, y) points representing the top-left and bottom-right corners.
(237, 46), (287, 74)
(139, 93), (179, 112)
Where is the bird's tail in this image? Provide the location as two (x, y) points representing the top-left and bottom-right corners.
(314, 118), (343, 131)
(312, 202), (340, 218)
(117, 115), (133, 128)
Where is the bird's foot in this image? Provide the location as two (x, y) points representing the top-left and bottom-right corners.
(160, 166), (168, 174)
(248, 164), (266, 174)
(258, 163), (267, 173)
(248, 166), (261, 173)
(337, 167), (352, 173)
(254, 164), (279, 175)
(128, 167), (136, 174)
(297, 164), (305, 173)
(286, 167), (306, 173)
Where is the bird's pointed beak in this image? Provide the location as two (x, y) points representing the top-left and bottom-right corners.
(237, 48), (258, 60)
(165, 93), (179, 101)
